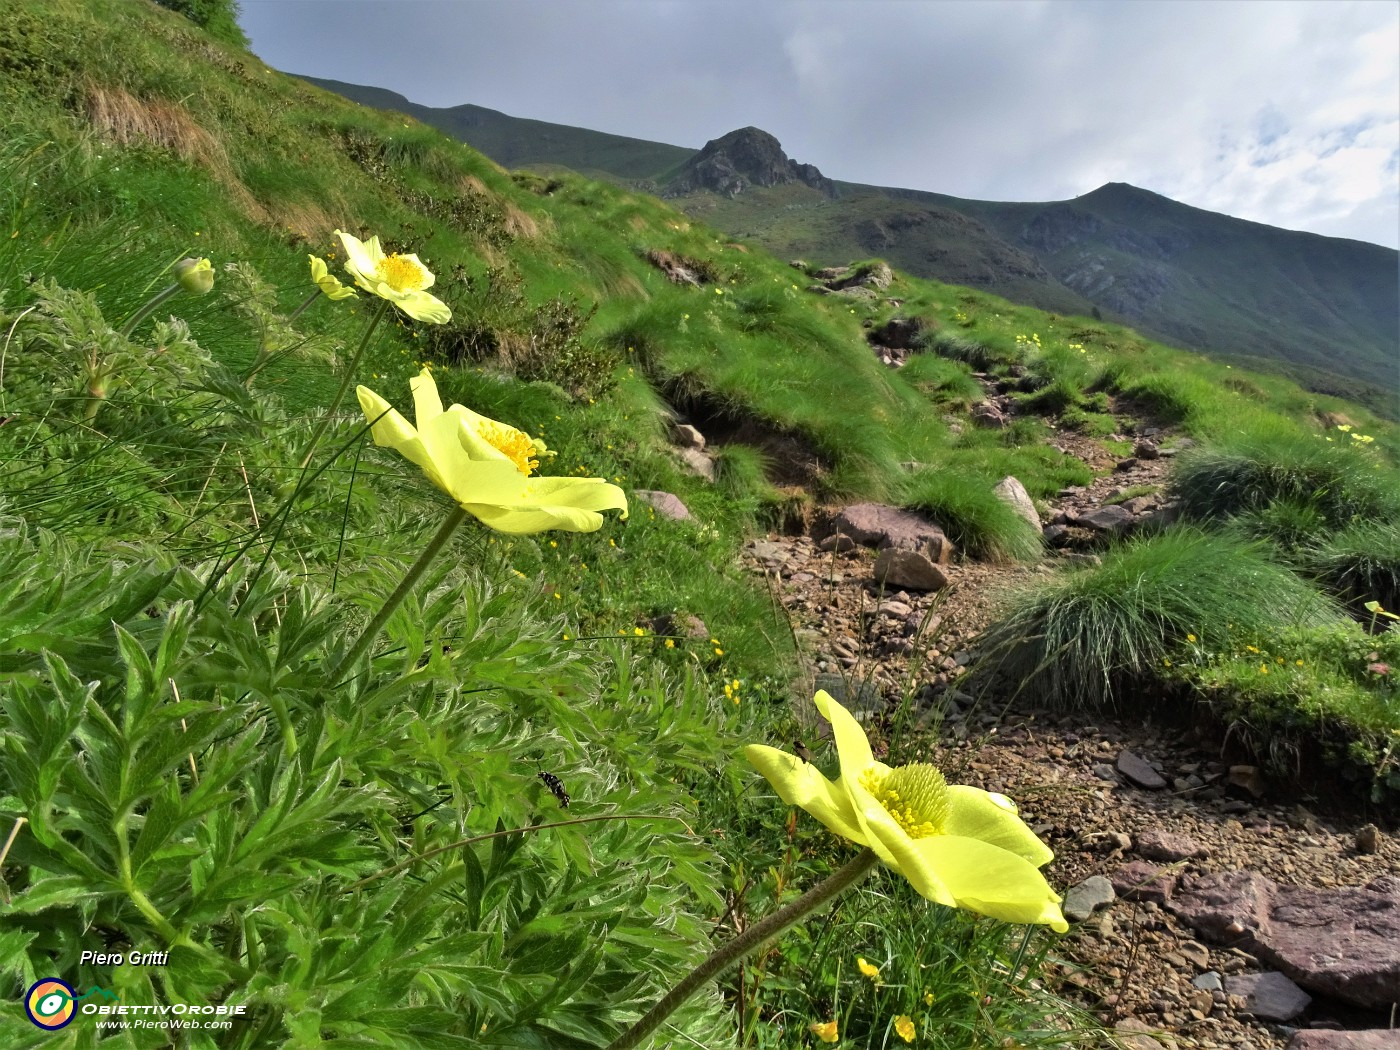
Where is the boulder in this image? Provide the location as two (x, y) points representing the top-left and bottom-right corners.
(823, 504), (953, 563)
(1135, 829), (1208, 862)
(633, 490), (692, 521)
(1225, 971), (1311, 1022)
(1169, 872), (1400, 1009)
(675, 447), (716, 481)
(993, 476), (1041, 530)
(671, 423), (706, 450)
(1111, 860), (1179, 906)
(1287, 1032), (1400, 1049)
(873, 549), (949, 592)
(1079, 505), (1134, 533)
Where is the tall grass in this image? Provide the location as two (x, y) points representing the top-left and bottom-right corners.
(901, 469), (1043, 563)
(978, 527), (1342, 709)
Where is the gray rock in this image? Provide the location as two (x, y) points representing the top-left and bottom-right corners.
(1192, 971), (1223, 992)
(1226, 971), (1311, 1022)
(1135, 829), (1209, 862)
(746, 540), (790, 571)
(873, 549), (949, 592)
(634, 489), (692, 521)
(993, 475), (1042, 531)
(671, 423), (706, 450)
(1079, 504), (1135, 533)
(676, 446), (716, 481)
(812, 673), (880, 713)
(1170, 872), (1400, 1009)
(1092, 762), (1120, 783)
(1063, 875), (1117, 922)
(1287, 1032), (1400, 1049)
(1043, 523), (1071, 547)
(818, 533), (856, 553)
(1117, 749), (1168, 789)
(1134, 439), (1161, 459)
(971, 402), (1009, 428)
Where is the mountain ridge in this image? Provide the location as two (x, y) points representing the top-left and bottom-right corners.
(301, 74), (1398, 410)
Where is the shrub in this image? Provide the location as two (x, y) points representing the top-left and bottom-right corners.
(978, 527), (1341, 709)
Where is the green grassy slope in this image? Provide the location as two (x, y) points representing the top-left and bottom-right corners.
(1, 3), (1398, 1047)
(300, 75), (695, 183)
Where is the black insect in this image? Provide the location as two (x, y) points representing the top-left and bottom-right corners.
(537, 771), (570, 808)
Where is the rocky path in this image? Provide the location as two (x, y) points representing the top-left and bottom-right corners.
(736, 444), (1399, 1050)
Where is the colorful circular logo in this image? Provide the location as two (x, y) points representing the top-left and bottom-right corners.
(24, 978), (76, 1030)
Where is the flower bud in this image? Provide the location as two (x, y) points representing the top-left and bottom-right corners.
(174, 257), (215, 296)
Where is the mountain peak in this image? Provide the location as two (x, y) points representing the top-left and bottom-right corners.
(666, 127), (835, 198)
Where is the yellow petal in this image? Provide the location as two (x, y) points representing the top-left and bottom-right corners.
(392, 289), (451, 324)
(464, 477), (630, 533)
(743, 744), (868, 846)
(410, 367), (444, 423)
(812, 690), (873, 773)
(943, 786), (1054, 868)
(355, 385), (447, 490)
(904, 835), (1068, 931)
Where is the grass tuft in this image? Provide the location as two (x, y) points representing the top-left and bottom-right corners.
(978, 527), (1341, 709)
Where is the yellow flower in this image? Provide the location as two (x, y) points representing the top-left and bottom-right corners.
(664, 639), (675, 649)
(857, 957), (881, 980)
(923, 992), (934, 1006)
(173, 257), (214, 295)
(309, 255), (356, 300)
(356, 369), (627, 533)
(894, 1015), (916, 1043)
(809, 1019), (839, 1043)
(335, 229), (451, 323)
(746, 691), (1067, 931)
(1186, 633), (1197, 643)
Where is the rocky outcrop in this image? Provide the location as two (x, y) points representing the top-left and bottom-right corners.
(1169, 871), (1400, 1009)
(666, 127), (836, 198)
(819, 503), (954, 564)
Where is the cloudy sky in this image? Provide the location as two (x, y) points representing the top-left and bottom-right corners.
(239, 0), (1400, 249)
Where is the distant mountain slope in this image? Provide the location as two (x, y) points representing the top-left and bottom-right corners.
(303, 75), (1399, 408)
(299, 75), (693, 180)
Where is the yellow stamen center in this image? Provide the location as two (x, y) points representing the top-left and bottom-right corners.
(374, 254), (427, 293)
(860, 763), (950, 838)
(477, 420), (540, 475)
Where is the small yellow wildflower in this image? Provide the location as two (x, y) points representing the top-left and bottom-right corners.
(809, 1020), (839, 1044)
(923, 992), (934, 1006)
(894, 1015), (916, 1043)
(857, 957), (881, 981)
(665, 639), (675, 649)
(1260, 665), (1269, 675)
(634, 627), (645, 637)
(1186, 633), (1197, 643)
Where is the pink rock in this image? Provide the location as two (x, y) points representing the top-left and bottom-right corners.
(1287, 1032), (1400, 1049)
(1110, 860), (1178, 906)
(1135, 828), (1209, 862)
(1170, 872), (1400, 1010)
